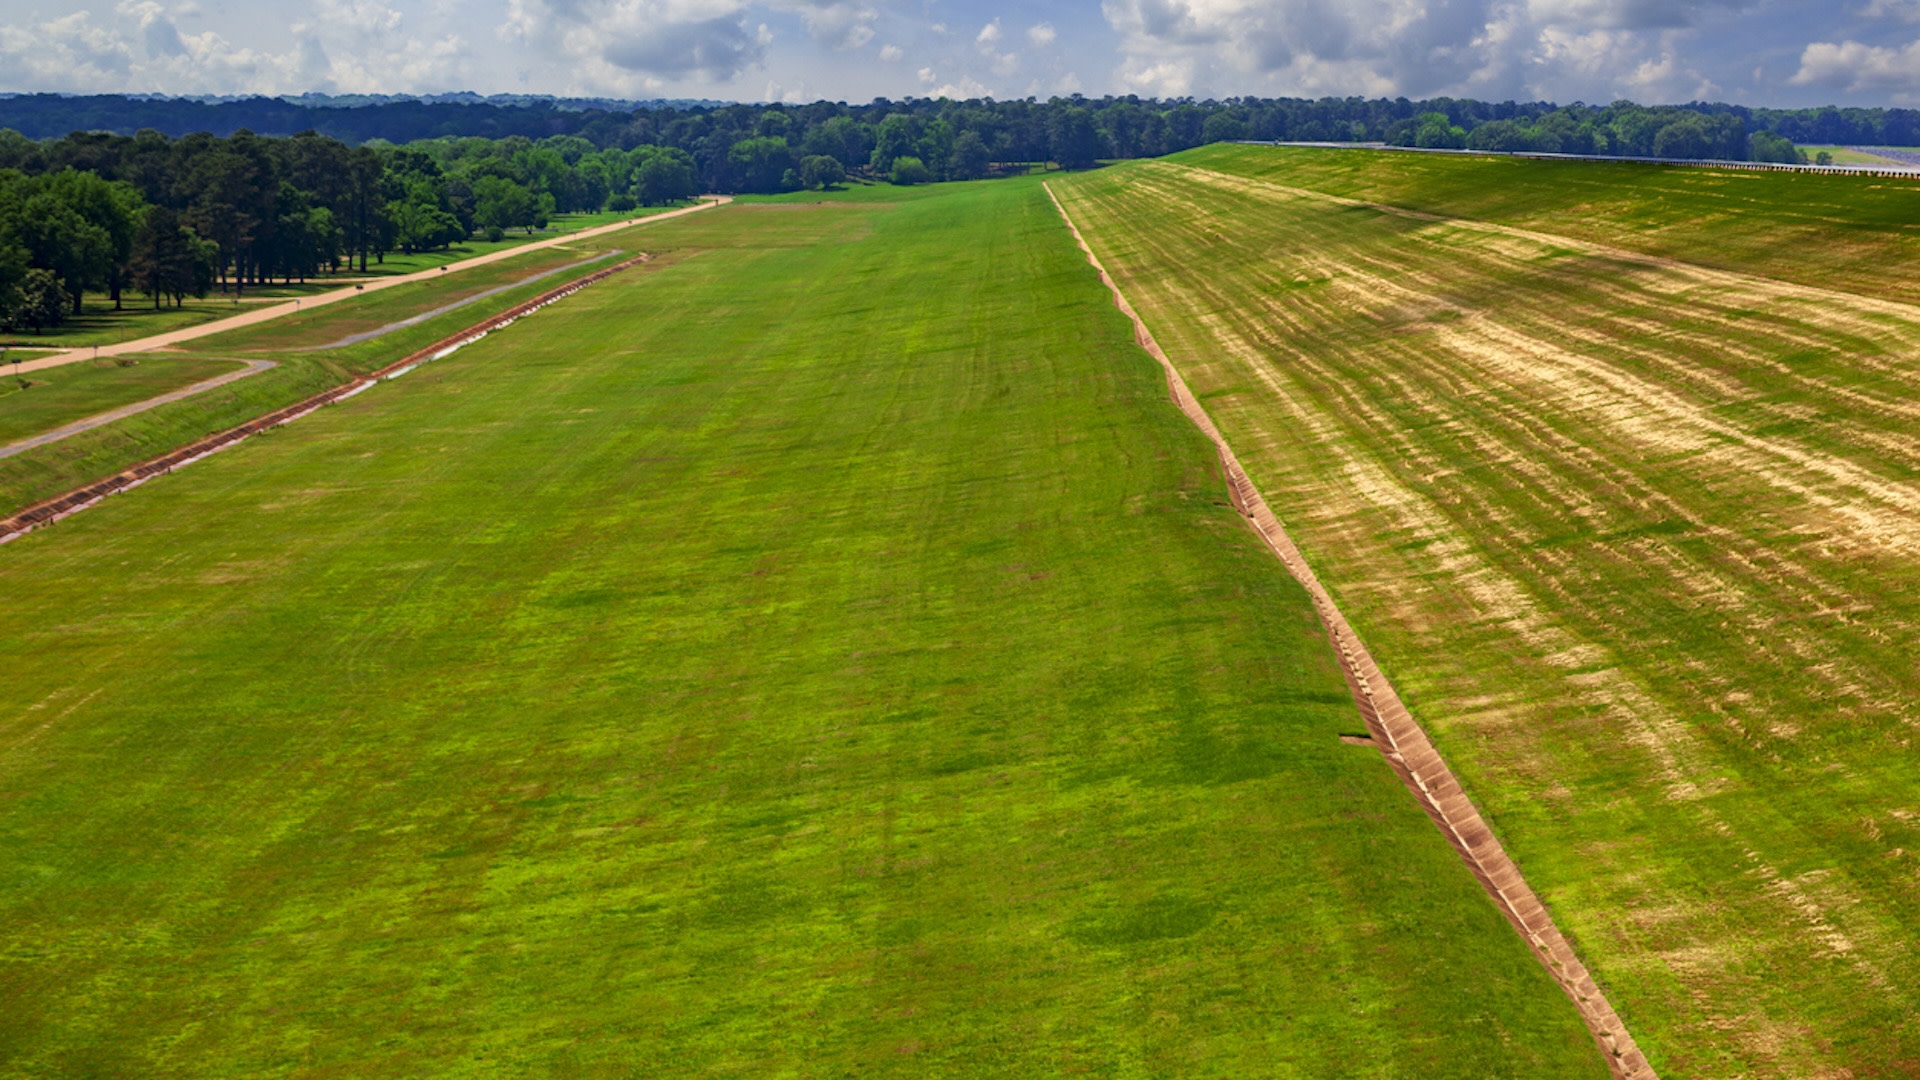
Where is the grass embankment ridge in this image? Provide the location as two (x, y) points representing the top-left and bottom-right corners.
(1, 253), (650, 544)
(0, 210), (671, 351)
(0, 355), (248, 447)
(1057, 146), (1920, 1078)
(1195, 144), (1920, 305)
(0, 181), (1604, 1075)
(1047, 179), (1653, 1079)
(0, 212), (700, 515)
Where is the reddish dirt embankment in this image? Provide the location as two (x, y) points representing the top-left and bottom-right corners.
(1045, 181), (1656, 1080)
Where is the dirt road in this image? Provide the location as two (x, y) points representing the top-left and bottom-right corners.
(12, 198), (728, 377)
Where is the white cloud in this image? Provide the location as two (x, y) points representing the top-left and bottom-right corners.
(1101, 0), (1755, 102)
(0, 11), (135, 92)
(793, 3), (877, 51)
(1028, 22), (1057, 47)
(917, 65), (936, 84)
(1792, 37), (1920, 96)
(972, 16), (1017, 78)
(930, 75), (990, 98)
(0, 0), (470, 95)
(1862, 0), (1920, 18)
(502, 0), (768, 88)
(879, 43), (902, 61)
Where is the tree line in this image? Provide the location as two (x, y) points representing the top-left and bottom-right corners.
(3, 91), (1887, 156)
(0, 90), (1848, 334)
(0, 128), (701, 334)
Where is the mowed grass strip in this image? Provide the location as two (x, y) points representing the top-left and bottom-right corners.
(0, 355), (248, 447)
(1057, 152), (1920, 1077)
(0, 227), (676, 517)
(1199, 144), (1920, 305)
(0, 181), (1603, 1076)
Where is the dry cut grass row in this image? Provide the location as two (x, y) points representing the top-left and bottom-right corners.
(1057, 154), (1920, 1079)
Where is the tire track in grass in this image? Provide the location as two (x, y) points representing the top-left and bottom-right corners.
(9, 197), (727, 376)
(300, 251), (616, 351)
(0, 359), (276, 460)
(0, 254), (650, 545)
(1044, 180), (1657, 1080)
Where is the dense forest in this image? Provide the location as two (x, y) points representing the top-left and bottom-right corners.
(0, 90), (1875, 336)
(0, 129), (703, 334)
(0, 91), (1901, 154)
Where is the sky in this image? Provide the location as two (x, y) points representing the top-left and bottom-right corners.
(0, 0), (1913, 109)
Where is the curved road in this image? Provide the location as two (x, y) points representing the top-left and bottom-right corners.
(12, 197), (729, 377)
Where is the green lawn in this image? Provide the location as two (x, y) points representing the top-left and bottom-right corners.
(0, 206), (693, 350)
(1800, 145), (1908, 165)
(1189, 143), (1920, 305)
(0, 298), (249, 350)
(0, 355), (247, 448)
(335, 208), (653, 279)
(0, 180), (1603, 1075)
(0, 220), (675, 515)
(202, 248), (620, 356)
(1057, 146), (1920, 1078)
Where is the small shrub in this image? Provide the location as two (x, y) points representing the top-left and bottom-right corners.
(889, 156), (931, 186)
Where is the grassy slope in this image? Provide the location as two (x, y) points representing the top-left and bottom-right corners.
(1056, 148), (1920, 1076)
(1801, 145), (1909, 166)
(0, 209), (683, 352)
(0, 226), (662, 515)
(0, 182), (1603, 1076)
(0, 355), (244, 446)
(1200, 144), (1920, 305)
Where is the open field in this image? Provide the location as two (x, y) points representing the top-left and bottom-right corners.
(0, 298), (255, 351)
(199, 248), (620, 355)
(0, 215), (691, 515)
(0, 213), (662, 352)
(0, 355), (246, 447)
(0, 181), (1604, 1074)
(340, 209), (652, 278)
(1055, 145), (1920, 1077)
(1193, 144), (1920, 306)
(1801, 145), (1910, 166)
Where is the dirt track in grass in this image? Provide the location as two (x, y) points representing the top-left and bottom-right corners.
(11, 198), (728, 376)
(0, 359), (276, 460)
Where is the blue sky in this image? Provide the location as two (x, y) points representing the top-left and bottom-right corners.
(0, 0), (1913, 108)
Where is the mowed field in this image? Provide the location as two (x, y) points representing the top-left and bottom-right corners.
(0, 356), (251, 449)
(1055, 146), (1920, 1076)
(0, 236), (643, 515)
(0, 182), (1606, 1074)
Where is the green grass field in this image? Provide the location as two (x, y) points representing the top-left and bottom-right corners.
(0, 180), (1604, 1073)
(0, 298), (255, 351)
(1056, 145), (1920, 1077)
(0, 355), (246, 448)
(0, 209), (681, 352)
(1800, 145), (1909, 166)
(0, 217), (672, 516)
(1197, 144), (1920, 306)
